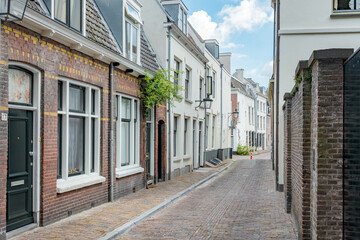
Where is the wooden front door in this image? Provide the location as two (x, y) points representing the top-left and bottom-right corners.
(7, 109), (34, 232)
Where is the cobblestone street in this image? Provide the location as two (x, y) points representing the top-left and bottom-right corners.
(119, 153), (297, 240)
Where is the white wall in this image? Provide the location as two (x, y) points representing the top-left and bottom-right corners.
(274, 0), (360, 185)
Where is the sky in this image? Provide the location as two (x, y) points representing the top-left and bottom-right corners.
(182, 0), (274, 88)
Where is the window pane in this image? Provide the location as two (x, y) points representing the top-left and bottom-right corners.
(91, 89), (95, 115)
(54, 0), (67, 23)
(174, 60), (179, 86)
(126, 22), (131, 59)
(91, 118), (95, 172)
(134, 100), (138, 121)
(68, 117), (85, 176)
(70, 0), (81, 31)
(132, 26), (138, 62)
(58, 81), (63, 110)
(121, 121), (130, 166)
(179, 8), (183, 31)
(9, 68), (32, 105)
(121, 98), (131, 119)
(57, 115), (62, 179)
(336, 0), (355, 10)
(69, 85), (85, 112)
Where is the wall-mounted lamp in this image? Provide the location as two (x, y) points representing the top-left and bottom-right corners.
(0, 0), (29, 22)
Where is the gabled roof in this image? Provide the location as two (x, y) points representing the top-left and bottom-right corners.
(86, 0), (120, 53)
(140, 29), (160, 73)
(231, 77), (254, 99)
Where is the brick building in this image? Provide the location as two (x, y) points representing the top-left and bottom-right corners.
(283, 48), (360, 239)
(0, 0), (165, 238)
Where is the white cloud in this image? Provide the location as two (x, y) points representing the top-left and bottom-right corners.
(261, 61), (273, 78)
(188, 0), (273, 46)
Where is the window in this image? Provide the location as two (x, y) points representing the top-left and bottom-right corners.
(199, 78), (204, 100)
(205, 115), (209, 149)
(212, 72), (216, 98)
(174, 116), (178, 157)
(184, 118), (188, 155)
(248, 106), (251, 124)
(57, 80), (100, 179)
(52, 0), (83, 32)
(178, 7), (187, 34)
(212, 116), (215, 148)
(185, 68), (190, 99)
(116, 95), (140, 170)
(174, 59), (180, 88)
(9, 66), (33, 106)
(334, 0), (360, 11)
(125, 20), (138, 63)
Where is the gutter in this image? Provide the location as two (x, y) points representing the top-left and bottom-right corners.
(165, 23), (172, 180)
(220, 64), (223, 149)
(109, 62), (120, 202)
(275, 0), (280, 190)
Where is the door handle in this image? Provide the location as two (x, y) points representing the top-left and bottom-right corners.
(29, 151), (33, 157)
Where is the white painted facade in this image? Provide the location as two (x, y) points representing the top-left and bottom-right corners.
(140, 0), (233, 177)
(272, 0), (360, 187)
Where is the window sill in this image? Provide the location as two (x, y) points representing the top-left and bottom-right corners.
(331, 11), (360, 17)
(57, 174), (106, 194)
(173, 157), (182, 162)
(185, 99), (193, 104)
(116, 166), (144, 179)
(183, 156), (191, 160)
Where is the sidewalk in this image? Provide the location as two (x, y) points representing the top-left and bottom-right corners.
(11, 159), (234, 240)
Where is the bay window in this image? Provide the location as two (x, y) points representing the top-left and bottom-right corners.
(116, 94), (141, 177)
(57, 79), (103, 193)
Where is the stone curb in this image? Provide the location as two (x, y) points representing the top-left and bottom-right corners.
(97, 159), (236, 240)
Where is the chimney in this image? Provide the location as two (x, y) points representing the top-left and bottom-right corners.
(233, 69), (244, 82)
(219, 52), (232, 73)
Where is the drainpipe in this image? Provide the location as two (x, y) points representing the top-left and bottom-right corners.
(166, 25), (172, 180)
(220, 64), (224, 149)
(203, 63), (207, 167)
(109, 62), (119, 202)
(275, 0), (280, 190)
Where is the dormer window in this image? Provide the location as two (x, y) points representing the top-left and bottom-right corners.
(124, 1), (142, 64)
(179, 7), (187, 34)
(45, 0), (84, 33)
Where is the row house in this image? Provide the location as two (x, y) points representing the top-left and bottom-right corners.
(0, 0), (164, 238)
(140, 0), (233, 177)
(231, 69), (268, 152)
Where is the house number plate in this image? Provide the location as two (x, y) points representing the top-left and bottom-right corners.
(11, 180), (24, 187)
(1, 113), (7, 121)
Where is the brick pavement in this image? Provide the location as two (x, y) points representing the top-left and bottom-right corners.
(10, 163), (227, 240)
(118, 154), (297, 240)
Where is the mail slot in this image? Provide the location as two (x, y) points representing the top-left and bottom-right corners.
(11, 180), (24, 187)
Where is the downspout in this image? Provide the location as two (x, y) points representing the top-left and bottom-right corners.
(271, 1), (276, 171)
(203, 63), (207, 167)
(109, 62), (119, 202)
(275, 0), (280, 190)
(167, 25), (172, 180)
(220, 64), (224, 149)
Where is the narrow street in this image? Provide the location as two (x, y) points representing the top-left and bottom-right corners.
(119, 153), (297, 240)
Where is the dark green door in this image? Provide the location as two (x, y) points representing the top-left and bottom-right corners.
(7, 109), (34, 232)
(146, 123), (151, 179)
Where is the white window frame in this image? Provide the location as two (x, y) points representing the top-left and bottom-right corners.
(48, 0), (86, 35)
(185, 67), (191, 100)
(56, 78), (104, 193)
(124, 0), (142, 64)
(115, 94), (142, 178)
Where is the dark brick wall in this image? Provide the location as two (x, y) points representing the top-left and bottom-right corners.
(283, 49), (353, 240)
(283, 94), (291, 214)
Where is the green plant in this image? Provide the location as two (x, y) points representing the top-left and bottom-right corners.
(140, 69), (182, 117)
(236, 145), (250, 155)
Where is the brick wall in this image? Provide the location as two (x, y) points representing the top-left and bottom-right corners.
(283, 49), (353, 239)
(0, 21), (151, 229)
(0, 23), (9, 240)
(283, 93), (291, 214)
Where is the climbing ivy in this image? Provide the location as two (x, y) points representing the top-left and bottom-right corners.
(140, 69), (182, 117)
(292, 70), (312, 97)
